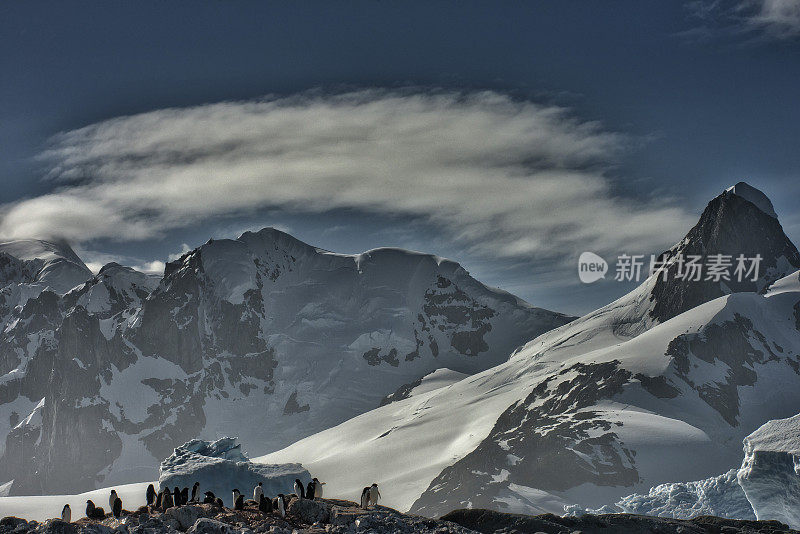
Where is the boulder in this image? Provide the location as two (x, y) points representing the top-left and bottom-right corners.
(164, 506), (211, 531)
(0, 517), (29, 534)
(287, 498), (329, 524)
(186, 519), (237, 534)
(31, 520), (78, 534)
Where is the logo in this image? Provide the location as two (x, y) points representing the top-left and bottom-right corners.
(578, 252), (608, 284)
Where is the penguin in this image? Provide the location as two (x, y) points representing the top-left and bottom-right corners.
(109, 490), (118, 511)
(368, 483), (381, 507)
(306, 480), (315, 501)
(191, 482), (200, 502)
(234, 493), (244, 511)
(215, 498), (224, 507)
(112, 497), (122, 518)
(156, 489), (163, 510)
(258, 493), (271, 514)
(276, 494), (287, 518)
(203, 491), (215, 504)
(86, 500), (105, 519)
(181, 487), (189, 506)
(146, 484), (156, 506)
(174, 486), (182, 506)
(293, 479), (305, 499)
(360, 487), (370, 509)
(312, 478), (325, 499)
(253, 482), (263, 503)
(162, 488), (174, 510)
(231, 489), (241, 509)
(61, 504), (71, 523)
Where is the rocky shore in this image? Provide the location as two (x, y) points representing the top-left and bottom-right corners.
(2, 498), (797, 534)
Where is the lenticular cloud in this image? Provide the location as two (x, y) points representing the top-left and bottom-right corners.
(0, 90), (692, 260)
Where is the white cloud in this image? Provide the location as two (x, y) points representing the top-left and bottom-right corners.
(687, 0), (800, 40)
(0, 90), (694, 261)
(76, 248), (168, 275)
(167, 243), (191, 262)
(746, 0), (800, 37)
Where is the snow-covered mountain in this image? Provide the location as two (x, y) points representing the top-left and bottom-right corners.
(258, 183), (800, 517)
(0, 228), (571, 495)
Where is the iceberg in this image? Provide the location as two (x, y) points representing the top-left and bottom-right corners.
(737, 413), (800, 529)
(159, 437), (309, 507)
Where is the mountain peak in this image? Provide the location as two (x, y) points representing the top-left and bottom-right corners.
(725, 182), (778, 219)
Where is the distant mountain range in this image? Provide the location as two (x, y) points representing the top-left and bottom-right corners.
(258, 182), (800, 517)
(0, 228), (572, 495)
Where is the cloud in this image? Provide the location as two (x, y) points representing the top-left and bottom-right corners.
(77, 247), (175, 275)
(0, 90), (695, 262)
(167, 243), (191, 262)
(746, 0), (800, 37)
(686, 0), (800, 41)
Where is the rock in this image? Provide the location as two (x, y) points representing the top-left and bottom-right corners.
(186, 519), (238, 534)
(286, 499), (329, 524)
(0, 517), (29, 534)
(165, 505), (212, 530)
(31, 520), (78, 534)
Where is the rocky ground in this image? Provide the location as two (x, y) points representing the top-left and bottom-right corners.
(0, 497), (474, 534)
(442, 508), (798, 534)
(2, 499), (797, 534)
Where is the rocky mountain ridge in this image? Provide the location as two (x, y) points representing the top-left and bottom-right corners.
(0, 228), (572, 495)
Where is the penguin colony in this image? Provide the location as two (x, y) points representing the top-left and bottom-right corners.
(56, 477), (364, 523)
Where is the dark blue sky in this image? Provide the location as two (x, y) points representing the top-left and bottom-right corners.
(2, 1), (799, 314)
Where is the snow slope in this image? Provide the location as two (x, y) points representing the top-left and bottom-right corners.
(0, 481), (152, 522)
(0, 239), (92, 295)
(258, 184), (800, 518)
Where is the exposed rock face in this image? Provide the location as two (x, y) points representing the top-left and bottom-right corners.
(649, 188), (800, 323)
(0, 229), (572, 495)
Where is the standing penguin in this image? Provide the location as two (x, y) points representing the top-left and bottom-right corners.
(360, 487), (370, 509)
(293, 479), (305, 499)
(112, 497), (122, 518)
(108, 490), (118, 511)
(306, 480), (315, 501)
(258, 493), (272, 514)
(368, 484), (381, 507)
(191, 482), (200, 502)
(162, 488), (174, 510)
(232, 489), (243, 510)
(146, 484), (156, 506)
(156, 490), (163, 510)
(312, 478), (325, 499)
(253, 482), (263, 502)
(86, 500), (105, 519)
(181, 487), (189, 506)
(173, 486), (182, 506)
(61, 504), (71, 523)
(276, 494), (287, 518)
